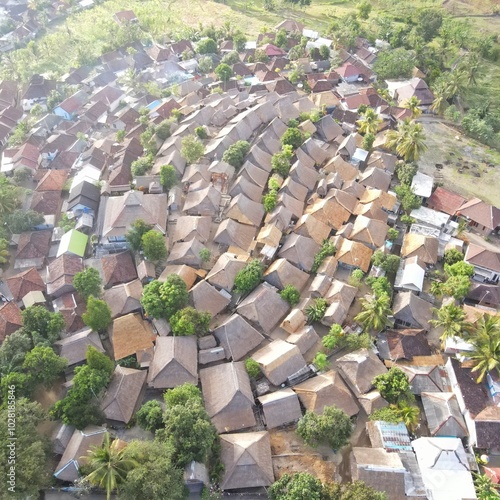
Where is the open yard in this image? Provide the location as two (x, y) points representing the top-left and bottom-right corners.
(417, 120), (500, 205)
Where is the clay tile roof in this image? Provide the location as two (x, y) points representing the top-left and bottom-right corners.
(5, 267), (45, 302)
(36, 169), (68, 191)
(111, 313), (156, 360)
(384, 329), (431, 361)
(427, 187), (467, 216)
(16, 231), (51, 260)
(101, 251), (138, 288)
(457, 198), (500, 231)
(401, 234), (439, 264)
(465, 243), (500, 274)
(30, 190), (61, 215)
(0, 302), (23, 342)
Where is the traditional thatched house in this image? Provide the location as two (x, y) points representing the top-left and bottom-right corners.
(200, 362), (256, 433)
(258, 389), (302, 429)
(206, 253), (248, 292)
(359, 166), (391, 192)
(237, 283), (289, 333)
(305, 197), (351, 230)
(213, 218), (257, 251)
(277, 234), (320, 272)
(351, 448), (407, 500)
(229, 175), (264, 202)
(336, 349), (387, 397)
(103, 279), (143, 318)
(294, 370), (359, 416)
(111, 313), (156, 360)
(101, 366), (147, 424)
(190, 280), (231, 317)
(280, 308), (308, 334)
(336, 238), (373, 272)
(401, 234), (439, 265)
(55, 328), (105, 369)
(183, 185), (221, 216)
(226, 193), (265, 227)
(286, 325), (321, 355)
(321, 280), (357, 327)
(349, 215), (388, 250)
(294, 214), (331, 245)
(148, 336), (198, 389)
(167, 239), (207, 268)
(421, 392), (468, 438)
(159, 264), (199, 289)
(213, 314), (264, 361)
(219, 432), (274, 490)
(252, 339), (307, 386)
(173, 216), (212, 244)
(263, 258), (309, 291)
(393, 292), (433, 330)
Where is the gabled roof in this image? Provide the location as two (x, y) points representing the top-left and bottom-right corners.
(213, 314), (264, 361)
(173, 216), (212, 244)
(336, 238), (373, 272)
(252, 339), (307, 386)
(54, 426), (106, 482)
(294, 370), (359, 416)
(359, 166), (391, 192)
(465, 243), (500, 273)
(46, 254), (83, 297)
(57, 229), (88, 258)
(277, 233), (320, 272)
(457, 198), (500, 231)
(0, 302), (23, 343)
(5, 267), (45, 302)
(190, 279), (231, 317)
(398, 365), (443, 395)
(220, 432), (274, 490)
(200, 362), (256, 433)
(16, 230), (51, 260)
(102, 191), (168, 237)
(336, 348), (387, 396)
(258, 389), (302, 429)
(101, 366), (146, 424)
(206, 253), (248, 292)
(263, 258), (309, 291)
(103, 279), (143, 318)
(427, 187), (467, 216)
(305, 197), (351, 230)
(147, 336), (197, 389)
(36, 169), (68, 191)
(393, 292), (433, 330)
(183, 185), (221, 216)
(55, 327), (104, 366)
(350, 215), (388, 249)
(226, 193), (265, 227)
(30, 190), (61, 215)
(294, 214), (331, 245)
(378, 329), (431, 361)
(401, 233), (438, 264)
(213, 218), (256, 251)
(421, 392), (468, 438)
(111, 313), (155, 360)
(101, 251), (137, 288)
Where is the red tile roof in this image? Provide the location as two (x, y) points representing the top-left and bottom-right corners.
(5, 267), (45, 302)
(0, 302), (23, 343)
(457, 198), (500, 231)
(16, 231), (51, 260)
(101, 251), (138, 288)
(427, 187), (467, 216)
(36, 169), (68, 191)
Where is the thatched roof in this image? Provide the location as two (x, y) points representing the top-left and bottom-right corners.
(393, 292), (433, 330)
(183, 185), (221, 216)
(258, 389), (302, 429)
(280, 308), (307, 334)
(305, 197), (351, 230)
(278, 234), (320, 272)
(101, 366), (147, 423)
(220, 431), (274, 490)
(148, 336), (198, 389)
(336, 349), (387, 397)
(401, 234), (438, 264)
(206, 253), (248, 292)
(350, 215), (388, 249)
(214, 218), (257, 251)
(287, 325), (320, 355)
(167, 239), (207, 268)
(229, 175), (264, 202)
(237, 283), (290, 333)
(294, 214), (331, 245)
(103, 279), (143, 318)
(111, 313), (156, 360)
(252, 339), (307, 386)
(173, 216), (212, 243)
(213, 314), (264, 361)
(294, 370), (359, 416)
(55, 327), (104, 367)
(226, 193), (265, 227)
(159, 264), (199, 290)
(336, 239), (373, 272)
(200, 362), (256, 433)
(263, 258), (309, 291)
(190, 279), (231, 317)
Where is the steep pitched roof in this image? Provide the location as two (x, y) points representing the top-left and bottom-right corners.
(5, 267), (45, 302)
(189, 280), (231, 317)
(200, 362), (256, 433)
(336, 238), (373, 272)
(55, 327), (104, 366)
(277, 234), (320, 272)
(294, 370), (359, 416)
(427, 187), (467, 216)
(213, 218), (257, 251)
(457, 198), (500, 231)
(475, 406), (500, 450)
(401, 234), (438, 264)
(393, 292), (433, 330)
(101, 251), (138, 288)
(0, 302), (23, 343)
(147, 336), (198, 389)
(101, 366), (147, 423)
(421, 392), (468, 438)
(226, 193), (265, 227)
(220, 432), (274, 490)
(16, 230), (51, 260)
(36, 169), (68, 191)
(173, 216), (212, 244)
(111, 313), (155, 360)
(46, 254), (83, 297)
(379, 329), (431, 361)
(263, 258), (309, 291)
(465, 243), (500, 273)
(350, 215), (388, 249)
(206, 253), (248, 292)
(103, 279), (143, 318)
(258, 389), (302, 429)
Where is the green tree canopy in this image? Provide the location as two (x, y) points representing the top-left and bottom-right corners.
(82, 297), (112, 332)
(136, 400), (164, 432)
(6, 209), (44, 233)
(271, 145), (294, 177)
(169, 306), (211, 337)
(0, 399), (50, 499)
(233, 260), (264, 294)
(354, 293), (392, 333)
(245, 358), (261, 379)
(372, 367), (413, 404)
(141, 280), (168, 319)
(444, 248), (464, 265)
(120, 440), (187, 500)
(141, 230), (167, 262)
(164, 383), (203, 408)
(297, 406), (352, 450)
(222, 140), (250, 168)
(269, 472), (324, 500)
(281, 127), (304, 149)
(180, 135), (204, 164)
(21, 306), (65, 346)
(159, 164), (178, 190)
(214, 62), (233, 82)
(73, 267), (102, 300)
(280, 284), (301, 306)
(159, 274), (189, 319)
(197, 38), (217, 54)
(373, 48), (415, 80)
(22, 346), (67, 388)
(155, 119), (172, 141)
(126, 219), (154, 253)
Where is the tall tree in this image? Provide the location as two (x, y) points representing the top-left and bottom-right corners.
(22, 346), (67, 387)
(468, 314), (500, 383)
(401, 96), (422, 119)
(141, 230), (167, 262)
(125, 219), (153, 253)
(21, 306), (65, 346)
(356, 108), (382, 136)
(73, 267), (102, 300)
(384, 119), (427, 162)
(82, 297), (112, 332)
(430, 304), (470, 348)
(354, 293), (392, 333)
(85, 433), (138, 500)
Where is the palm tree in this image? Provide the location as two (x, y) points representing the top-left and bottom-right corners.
(445, 70), (466, 102)
(84, 433), (138, 500)
(458, 52), (480, 86)
(430, 82), (448, 114)
(467, 315), (500, 383)
(385, 119), (427, 162)
(401, 96), (422, 119)
(354, 293), (392, 333)
(306, 298), (328, 324)
(398, 404), (420, 433)
(356, 108), (382, 136)
(0, 185), (17, 216)
(429, 304), (471, 349)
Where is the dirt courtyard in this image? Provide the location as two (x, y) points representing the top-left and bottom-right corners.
(416, 121), (500, 205)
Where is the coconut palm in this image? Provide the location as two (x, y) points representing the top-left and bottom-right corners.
(305, 298), (328, 324)
(398, 404), (420, 433)
(430, 82), (448, 114)
(385, 119), (427, 162)
(356, 108), (382, 136)
(445, 70), (466, 102)
(401, 96), (422, 119)
(0, 185), (17, 216)
(430, 304), (471, 349)
(354, 293), (392, 333)
(458, 52), (480, 86)
(84, 433), (138, 500)
(467, 315), (500, 383)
